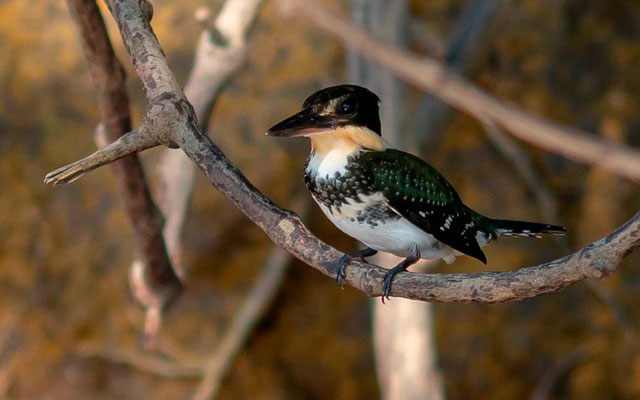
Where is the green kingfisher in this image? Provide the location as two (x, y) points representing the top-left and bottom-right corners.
(266, 84), (565, 301)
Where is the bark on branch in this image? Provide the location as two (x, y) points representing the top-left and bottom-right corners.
(46, 0), (640, 303)
(65, 0), (182, 347)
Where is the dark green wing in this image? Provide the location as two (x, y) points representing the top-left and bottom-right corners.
(362, 149), (488, 263)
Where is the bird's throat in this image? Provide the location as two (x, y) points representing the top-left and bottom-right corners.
(309, 126), (386, 155)
(306, 127), (385, 181)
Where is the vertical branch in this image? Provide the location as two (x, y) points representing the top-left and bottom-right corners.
(368, 4), (492, 393)
(345, 2), (445, 399)
(372, 257), (444, 400)
(66, 0), (182, 348)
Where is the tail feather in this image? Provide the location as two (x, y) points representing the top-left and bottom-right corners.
(490, 219), (566, 238)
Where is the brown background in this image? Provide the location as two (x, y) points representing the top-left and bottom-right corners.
(0, 0), (639, 398)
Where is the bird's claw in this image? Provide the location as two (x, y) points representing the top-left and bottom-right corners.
(335, 248), (378, 289)
(380, 264), (410, 303)
(335, 254), (351, 288)
(381, 271), (395, 303)
(379, 253), (419, 304)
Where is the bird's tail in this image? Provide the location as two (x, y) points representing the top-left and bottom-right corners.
(489, 218), (566, 238)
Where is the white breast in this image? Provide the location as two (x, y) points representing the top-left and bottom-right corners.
(307, 147), (353, 179)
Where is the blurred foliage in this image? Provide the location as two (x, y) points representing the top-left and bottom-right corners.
(0, 0), (638, 398)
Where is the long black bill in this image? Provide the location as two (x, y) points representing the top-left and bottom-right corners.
(265, 108), (337, 137)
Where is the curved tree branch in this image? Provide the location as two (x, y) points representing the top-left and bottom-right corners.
(280, 0), (640, 183)
(46, 0), (640, 303)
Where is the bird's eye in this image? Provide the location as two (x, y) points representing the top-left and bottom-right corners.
(339, 100), (355, 115)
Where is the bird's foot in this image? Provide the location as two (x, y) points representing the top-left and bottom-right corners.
(381, 266), (404, 303)
(335, 254), (351, 288)
(335, 247), (378, 288)
(380, 253), (420, 303)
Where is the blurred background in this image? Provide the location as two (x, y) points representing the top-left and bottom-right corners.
(1, 0), (639, 398)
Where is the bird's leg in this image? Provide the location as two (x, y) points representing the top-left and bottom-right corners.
(336, 247), (378, 288)
(381, 250), (421, 303)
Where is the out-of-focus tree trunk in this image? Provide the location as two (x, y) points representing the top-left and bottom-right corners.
(347, 2), (445, 399)
(372, 257), (443, 400)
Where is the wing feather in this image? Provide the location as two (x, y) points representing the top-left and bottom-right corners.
(363, 149), (487, 263)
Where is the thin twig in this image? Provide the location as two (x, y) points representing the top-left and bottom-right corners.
(192, 239), (297, 399)
(530, 346), (592, 400)
(482, 120), (558, 223)
(44, 128), (157, 184)
(412, 0), (502, 147)
(76, 343), (202, 379)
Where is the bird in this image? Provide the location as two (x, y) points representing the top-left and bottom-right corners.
(265, 84), (566, 301)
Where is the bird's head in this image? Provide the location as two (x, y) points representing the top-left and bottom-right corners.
(266, 84), (382, 140)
